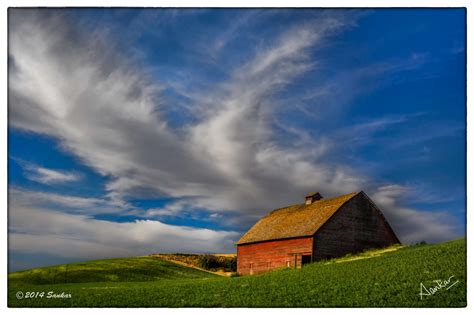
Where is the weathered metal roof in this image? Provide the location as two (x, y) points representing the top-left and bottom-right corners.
(236, 192), (359, 245)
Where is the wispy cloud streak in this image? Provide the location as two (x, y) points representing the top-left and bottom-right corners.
(15, 159), (81, 184)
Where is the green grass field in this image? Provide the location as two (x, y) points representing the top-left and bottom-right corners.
(8, 238), (466, 307)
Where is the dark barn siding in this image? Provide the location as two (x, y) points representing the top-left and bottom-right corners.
(312, 193), (399, 261)
(237, 237), (313, 275)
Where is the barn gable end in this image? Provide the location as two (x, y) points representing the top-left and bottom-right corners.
(312, 192), (400, 261)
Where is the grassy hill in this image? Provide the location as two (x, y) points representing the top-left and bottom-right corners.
(8, 256), (218, 285)
(8, 238), (466, 307)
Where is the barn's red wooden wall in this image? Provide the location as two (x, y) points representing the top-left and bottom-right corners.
(237, 237), (313, 275)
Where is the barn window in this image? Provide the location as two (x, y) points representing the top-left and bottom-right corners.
(286, 261), (290, 267)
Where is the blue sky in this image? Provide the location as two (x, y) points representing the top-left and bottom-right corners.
(8, 8), (465, 271)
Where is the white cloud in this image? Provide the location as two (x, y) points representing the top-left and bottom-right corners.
(144, 200), (189, 217)
(16, 160), (81, 184)
(371, 185), (463, 244)
(29, 167), (80, 184)
(9, 10), (366, 216)
(9, 187), (126, 215)
(9, 203), (239, 261)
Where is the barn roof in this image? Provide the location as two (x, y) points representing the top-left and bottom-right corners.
(236, 191), (359, 245)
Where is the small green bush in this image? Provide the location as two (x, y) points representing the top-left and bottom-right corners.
(198, 255), (237, 272)
(198, 255), (220, 270)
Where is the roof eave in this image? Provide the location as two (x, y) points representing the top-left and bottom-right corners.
(236, 234), (315, 246)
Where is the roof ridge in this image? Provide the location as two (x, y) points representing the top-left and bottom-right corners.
(268, 203), (302, 214)
(270, 191), (358, 213)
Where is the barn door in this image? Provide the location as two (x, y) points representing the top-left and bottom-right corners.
(302, 255), (312, 266)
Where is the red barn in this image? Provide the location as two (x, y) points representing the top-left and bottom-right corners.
(236, 191), (400, 275)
